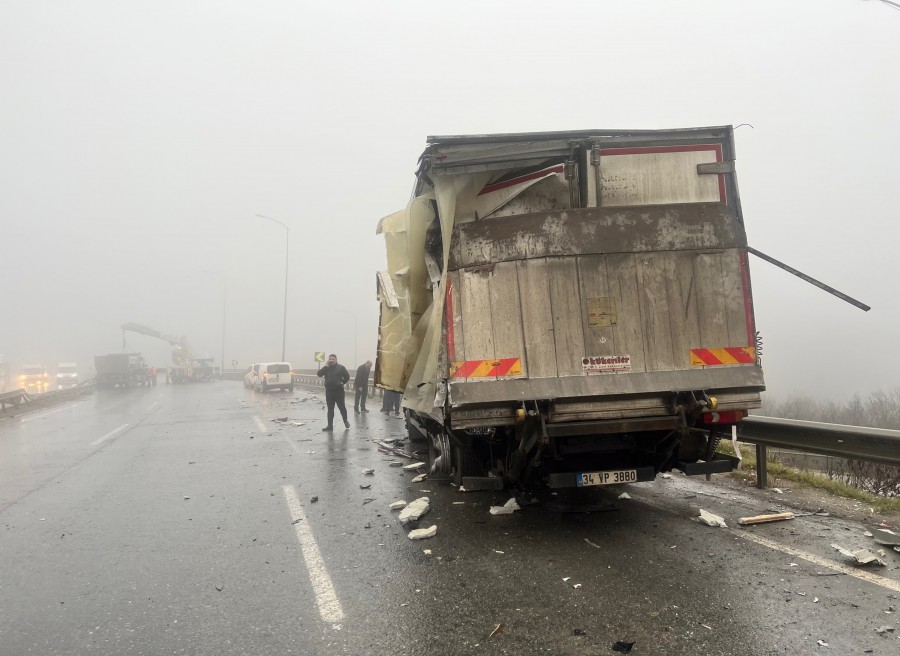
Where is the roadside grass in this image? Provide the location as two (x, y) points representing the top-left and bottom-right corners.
(718, 441), (900, 514)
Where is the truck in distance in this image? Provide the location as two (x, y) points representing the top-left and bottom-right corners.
(56, 362), (79, 389)
(375, 125), (764, 491)
(94, 354), (147, 389)
(19, 364), (50, 394)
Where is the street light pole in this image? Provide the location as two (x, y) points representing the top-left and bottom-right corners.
(256, 214), (289, 362)
(334, 309), (358, 367)
(202, 270), (226, 376)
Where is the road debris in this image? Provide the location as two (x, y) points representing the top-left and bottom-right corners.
(489, 498), (521, 515)
(697, 509), (728, 528)
(403, 462), (427, 471)
(305, 450), (315, 454)
(398, 497), (430, 523)
(873, 529), (900, 547)
(572, 629), (586, 636)
(291, 421), (305, 426)
(310, 496), (319, 503)
(831, 544), (886, 566)
(617, 492), (631, 500)
(584, 538), (601, 549)
(817, 639), (828, 647)
(362, 498), (375, 505)
(738, 512), (794, 525)
(423, 549), (432, 555)
(612, 641), (635, 653)
(359, 484), (371, 490)
(291, 518), (302, 524)
(875, 625), (894, 635)
(388, 461), (403, 467)
(489, 623), (504, 638)
(771, 487), (784, 494)
(660, 473), (672, 479)
(272, 417), (288, 423)
(375, 440), (416, 459)
(390, 500), (408, 510)
(562, 577), (571, 582)
(572, 583), (582, 589)
(362, 468), (375, 475)
(407, 525), (437, 540)
(411, 473), (427, 483)
(215, 584), (223, 592)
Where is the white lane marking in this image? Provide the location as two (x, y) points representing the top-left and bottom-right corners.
(146, 401), (159, 412)
(282, 485), (345, 629)
(89, 423), (130, 447)
(20, 402), (85, 423)
(734, 529), (900, 594)
(253, 415), (267, 432)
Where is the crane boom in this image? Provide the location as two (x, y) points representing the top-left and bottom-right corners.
(121, 322), (193, 367)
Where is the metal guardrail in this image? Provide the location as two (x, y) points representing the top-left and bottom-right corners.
(738, 415), (900, 488)
(292, 374), (382, 397)
(0, 388), (30, 410)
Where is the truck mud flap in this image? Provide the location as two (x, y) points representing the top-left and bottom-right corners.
(677, 453), (739, 476)
(460, 476), (505, 491)
(545, 466), (655, 489)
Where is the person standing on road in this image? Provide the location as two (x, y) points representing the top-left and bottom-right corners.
(353, 360), (372, 414)
(317, 353), (350, 431)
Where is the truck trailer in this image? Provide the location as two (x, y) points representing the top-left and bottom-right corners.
(95, 353), (147, 389)
(375, 126), (764, 490)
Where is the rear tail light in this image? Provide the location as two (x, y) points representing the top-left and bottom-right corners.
(702, 410), (747, 424)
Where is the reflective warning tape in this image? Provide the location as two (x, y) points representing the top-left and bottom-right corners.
(690, 347), (755, 367)
(450, 358), (522, 379)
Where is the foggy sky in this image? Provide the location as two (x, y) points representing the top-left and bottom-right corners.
(2, 0), (897, 400)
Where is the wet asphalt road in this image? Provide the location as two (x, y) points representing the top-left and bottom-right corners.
(1, 382), (898, 656)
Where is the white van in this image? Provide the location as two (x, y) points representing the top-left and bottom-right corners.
(255, 362), (293, 393)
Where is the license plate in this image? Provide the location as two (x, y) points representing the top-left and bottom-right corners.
(577, 469), (638, 487)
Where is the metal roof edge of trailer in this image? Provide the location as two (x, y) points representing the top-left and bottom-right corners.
(424, 125), (735, 146)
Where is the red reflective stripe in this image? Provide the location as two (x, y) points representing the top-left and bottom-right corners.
(453, 360), (481, 378)
(445, 280), (456, 362)
(478, 165), (565, 196)
(486, 358), (518, 377)
(739, 249), (756, 348)
(725, 347), (754, 364)
(693, 349), (723, 365)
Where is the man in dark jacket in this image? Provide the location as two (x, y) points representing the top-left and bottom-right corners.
(317, 353), (350, 431)
(353, 360), (372, 414)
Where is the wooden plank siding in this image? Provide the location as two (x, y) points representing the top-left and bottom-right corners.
(488, 262), (528, 377)
(516, 259), (558, 378)
(450, 250), (750, 378)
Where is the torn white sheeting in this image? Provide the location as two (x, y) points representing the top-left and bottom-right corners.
(831, 543), (886, 566)
(489, 498), (521, 516)
(408, 525), (437, 540)
(398, 497), (430, 524)
(376, 271), (399, 308)
(403, 462), (426, 471)
(697, 510), (728, 528)
(389, 500), (408, 510)
(411, 473), (427, 483)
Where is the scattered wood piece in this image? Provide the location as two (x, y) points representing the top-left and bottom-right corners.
(375, 440), (416, 459)
(738, 512), (794, 526)
(489, 623), (505, 638)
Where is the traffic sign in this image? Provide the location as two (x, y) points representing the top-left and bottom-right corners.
(314, 352), (325, 363)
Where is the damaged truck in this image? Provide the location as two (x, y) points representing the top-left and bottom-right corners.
(375, 126), (764, 491)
